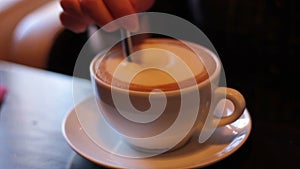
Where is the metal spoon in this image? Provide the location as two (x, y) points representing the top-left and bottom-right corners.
(120, 28), (133, 62)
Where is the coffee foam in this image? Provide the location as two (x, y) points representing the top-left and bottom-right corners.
(96, 39), (210, 91)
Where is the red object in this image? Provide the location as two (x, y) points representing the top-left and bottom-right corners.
(0, 85), (7, 102)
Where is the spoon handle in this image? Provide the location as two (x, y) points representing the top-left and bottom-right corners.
(120, 28), (133, 62)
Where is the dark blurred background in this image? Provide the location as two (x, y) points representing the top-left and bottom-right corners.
(48, 0), (299, 168)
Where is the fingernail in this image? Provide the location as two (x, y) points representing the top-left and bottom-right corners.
(122, 15), (139, 32)
(102, 21), (120, 32)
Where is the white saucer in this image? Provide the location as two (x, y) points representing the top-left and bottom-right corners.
(62, 97), (252, 169)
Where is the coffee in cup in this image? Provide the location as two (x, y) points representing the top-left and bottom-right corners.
(90, 38), (245, 153)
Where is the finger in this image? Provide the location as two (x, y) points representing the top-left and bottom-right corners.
(103, 0), (139, 32)
(60, 0), (82, 16)
(60, 0), (93, 23)
(129, 0), (155, 12)
(80, 0), (119, 32)
(60, 12), (88, 33)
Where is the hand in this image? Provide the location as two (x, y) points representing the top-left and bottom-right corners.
(60, 0), (155, 33)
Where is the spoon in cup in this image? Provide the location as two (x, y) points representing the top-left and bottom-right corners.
(120, 28), (133, 62)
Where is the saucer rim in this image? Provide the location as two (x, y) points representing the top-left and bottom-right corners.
(62, 98), (252, 169)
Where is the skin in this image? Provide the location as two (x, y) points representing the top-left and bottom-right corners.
(60, 0), (155, 33)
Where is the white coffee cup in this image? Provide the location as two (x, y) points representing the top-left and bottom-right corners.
(90, 38), (245, 153)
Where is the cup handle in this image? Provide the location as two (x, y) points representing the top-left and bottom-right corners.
(213, 87), (246, 127)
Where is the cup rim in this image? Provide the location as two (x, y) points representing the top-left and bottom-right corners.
(90, 38), (221, 96)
